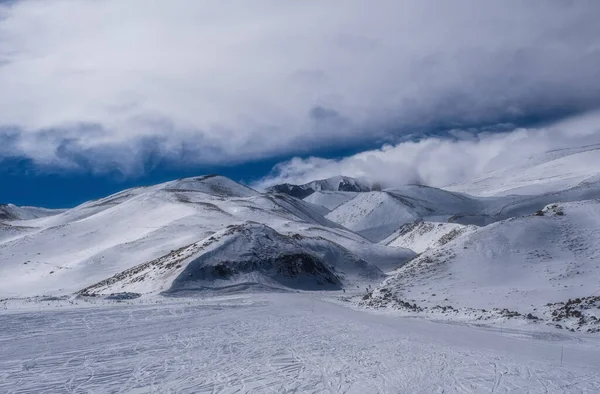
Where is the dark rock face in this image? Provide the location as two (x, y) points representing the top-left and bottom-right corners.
(188, 252), (342, 287)
(274, 253), (339, 284)
(266, 176), (373, 198)
(0, 205), (18, 221)
(267, 184), (316, 199)
(336, 178), (371, 192)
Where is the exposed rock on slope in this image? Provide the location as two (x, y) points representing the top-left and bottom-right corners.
(267, 176), (375, 199)
(0, 204), (63, 221)
(381, 221), (477, 254)
(80, 224), (385, 295)
(360, 200), (600, 331)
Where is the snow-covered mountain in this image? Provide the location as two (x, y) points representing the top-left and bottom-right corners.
(266, 176), (375, 199)
(446, 143), (600, 196)
(322, 185), (481, 242)
(361, 200), (600, 332)
(304, 179), (600, 242)
(2, 141), (600, 335)
(288, 145), (600, 245)
(80, 223), (385, 295)
(0, 175), (413, 298)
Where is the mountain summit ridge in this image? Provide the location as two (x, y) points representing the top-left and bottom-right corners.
(266, 176), (377, 199)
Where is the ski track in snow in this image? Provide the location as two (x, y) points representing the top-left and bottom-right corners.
(1, 293), (599, 393)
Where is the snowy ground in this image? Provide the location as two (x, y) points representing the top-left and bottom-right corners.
(2, 292), (599, 393)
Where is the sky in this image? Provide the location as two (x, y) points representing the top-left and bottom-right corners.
(1, 0), (600, 207)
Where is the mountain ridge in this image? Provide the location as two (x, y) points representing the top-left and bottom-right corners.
(266, 176), (377, 199)
(0, 174), (413, 298)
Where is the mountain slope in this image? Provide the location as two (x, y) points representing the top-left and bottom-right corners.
(446, 143), (600, 196)
(324, 186), (483, 242)
(323, 178), (600, 241)
(381, 221), (478, 254)
(361, 199), (600, 332)
(0, 204), (63, 222)
(0, 175), (413, 298)
(80, 223), (385, 295)
(303, 191), (358, 210)
(325, 192), (421, 242)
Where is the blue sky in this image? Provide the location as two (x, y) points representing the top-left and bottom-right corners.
(1, 1), (600, 207)
(1, 144), (371, 208)
(1, 157), (277, 208)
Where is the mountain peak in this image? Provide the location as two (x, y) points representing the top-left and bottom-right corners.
(266, 176), (377, 198)
(161, 174), (260, 198)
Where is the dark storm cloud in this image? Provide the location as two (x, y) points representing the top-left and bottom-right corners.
(0, 0), (598, 175)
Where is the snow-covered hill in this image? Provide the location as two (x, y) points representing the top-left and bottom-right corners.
(381, 221), (478, 254)
(361, 199), (600, 332)
(0, 205), (65, 244)
(80, 223), (385, 295)
(319, 179), (600, 241)
(301, 146), (600, 240)
(323, 185), (483, 242)
(0, 175), (413, 298)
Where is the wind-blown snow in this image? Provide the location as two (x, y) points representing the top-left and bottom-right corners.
(447, 143), (600, 197)
(266, 176), (373, 199)
(303, 176), (373, 193)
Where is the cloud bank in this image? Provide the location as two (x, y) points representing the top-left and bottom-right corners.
(1, 1), (599, 174)
(256, 112), (600, 190)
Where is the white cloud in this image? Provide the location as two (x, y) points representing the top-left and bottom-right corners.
(255, 111), (600, 190)
(1, 1), (599, 173)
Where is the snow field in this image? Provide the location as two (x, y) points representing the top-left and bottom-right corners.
(1, 293), (599, 393)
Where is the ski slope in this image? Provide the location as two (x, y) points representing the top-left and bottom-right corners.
(1, 293), (599, 393)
